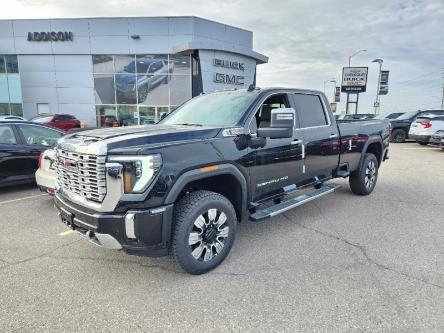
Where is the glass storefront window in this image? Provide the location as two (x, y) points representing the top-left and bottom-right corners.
(10, 104), (23, 117)
(5, 56), (18, 73)
(0, 103), (9, 116)
(170, 54), (191, 75)
(138, 106), (156, 125)
(94, 54), (192, 127)
(170, 75), (192, 106)
(94, 74), (115, 104)
(114, 55), (136, 74)
(96, 105), (117, 127)
(117, 105), (138, 126)
(115, 74), (137, 104)
(93, 55), (114, 73)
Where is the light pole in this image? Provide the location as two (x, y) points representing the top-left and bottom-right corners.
(372, 58), (383, 114)
(346, 49), (367, 114)
(324, 78), (336, 101)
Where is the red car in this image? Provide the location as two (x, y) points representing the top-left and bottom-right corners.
(29, 114), (81, 131)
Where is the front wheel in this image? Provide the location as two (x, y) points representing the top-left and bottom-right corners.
(349, 153), (379, 195)
(172, 190), (237, 274)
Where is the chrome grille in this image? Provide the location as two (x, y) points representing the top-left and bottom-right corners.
(55, 149), (107, 202)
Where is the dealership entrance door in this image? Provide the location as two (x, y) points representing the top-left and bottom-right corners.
(96, 105), (171, 127)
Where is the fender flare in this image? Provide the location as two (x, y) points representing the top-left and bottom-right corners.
(164, 164), (248, 219)
(359, 136), (383, 168)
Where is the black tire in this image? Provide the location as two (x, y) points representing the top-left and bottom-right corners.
(390, 129), (407, 143)
(172, 190), (237, 275)
(416, 141), (427, 145)
(349, 153), (379, 195)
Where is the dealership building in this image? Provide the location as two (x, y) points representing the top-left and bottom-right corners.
(0, 16), (268, 126)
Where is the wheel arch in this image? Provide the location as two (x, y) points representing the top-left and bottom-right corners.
(360, 137), (383, 168)
(164, 164), (248, 222)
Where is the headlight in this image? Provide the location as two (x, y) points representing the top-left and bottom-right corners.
(108, 154), (162, 193)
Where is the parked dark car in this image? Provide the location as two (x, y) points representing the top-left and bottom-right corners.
(428, 130), (444, 149)
(0, 121), (64, 187)
(29, 114), (81, 131)
(389, 110), (444, 143)
(373, 112), (404, 120)
(53, 87), (390, 274)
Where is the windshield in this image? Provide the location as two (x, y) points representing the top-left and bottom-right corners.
(160, 91), (257, 127)
(30, 115), (53, 123)
(374, 113), (389, 119)
(396, 111), (417, 120)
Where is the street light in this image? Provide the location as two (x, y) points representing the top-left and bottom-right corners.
(372, 58), (384, 114)
(349, 49), (367, 67)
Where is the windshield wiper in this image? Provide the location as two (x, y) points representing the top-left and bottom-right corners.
(176, 123), (203, 127)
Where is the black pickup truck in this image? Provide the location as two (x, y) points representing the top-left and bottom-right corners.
(54, 87), (390, 274)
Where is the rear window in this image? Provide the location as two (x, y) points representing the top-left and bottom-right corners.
(416, 117), (431, 124)
(292, 94), (328, 128)
(31, 115), (53, 123)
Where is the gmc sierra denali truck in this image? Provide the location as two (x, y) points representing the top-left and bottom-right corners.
(54, 87), (390, 274)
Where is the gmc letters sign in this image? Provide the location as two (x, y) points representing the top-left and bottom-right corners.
(27, 31), (74, 42)
(213, 58), (245, 86)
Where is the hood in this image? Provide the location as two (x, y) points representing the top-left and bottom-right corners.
(59, 125), (221, 155)
(115, 73), (137, 86)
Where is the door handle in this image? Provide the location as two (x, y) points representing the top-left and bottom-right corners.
(291, 139), (303, 145)
(329, 133), (338, 138)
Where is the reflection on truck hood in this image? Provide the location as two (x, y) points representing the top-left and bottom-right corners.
(62, 125), (221, 154)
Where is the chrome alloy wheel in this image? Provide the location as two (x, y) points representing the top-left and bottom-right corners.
(188, 209), (230, 262)
(364, 160), (376, 190)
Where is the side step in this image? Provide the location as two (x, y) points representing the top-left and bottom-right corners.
(249, 184), (340, 222)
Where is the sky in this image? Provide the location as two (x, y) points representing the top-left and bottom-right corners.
(2, 0), (444, 114)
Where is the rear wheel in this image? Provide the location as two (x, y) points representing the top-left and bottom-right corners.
(349, 153), (379, 195)
(390, 129), (407, 143)
(172, 190), (237, 275)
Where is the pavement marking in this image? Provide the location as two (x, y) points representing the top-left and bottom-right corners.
(0, 193), (47, 205)
(59, 229), (75, 236)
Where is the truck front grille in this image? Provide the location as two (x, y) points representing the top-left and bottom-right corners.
(55, 149), (107, 202)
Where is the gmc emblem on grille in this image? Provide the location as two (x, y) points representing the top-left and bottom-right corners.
(58, 157), (77, 172)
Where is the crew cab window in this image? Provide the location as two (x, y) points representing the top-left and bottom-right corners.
(292, 94), (328, 128)
(251, 94), (291, 132)
(18, 125), (63, 147)
(0, 125), (17, 145)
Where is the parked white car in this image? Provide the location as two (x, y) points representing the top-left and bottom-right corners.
(35, 149), (56, 195)
(409, 115), (444, 145)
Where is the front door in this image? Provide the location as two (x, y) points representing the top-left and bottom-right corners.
(248, 93), (305, 202)
(0, 124), (30, 184)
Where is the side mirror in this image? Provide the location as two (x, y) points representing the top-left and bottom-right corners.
(257, 108), (295, 139)
(160, 112), (167, 120)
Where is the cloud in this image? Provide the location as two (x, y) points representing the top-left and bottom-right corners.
(3, 0), (444, 112)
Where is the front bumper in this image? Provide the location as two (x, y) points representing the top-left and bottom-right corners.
(408, 134), (430, 143)
(54, 193), (173, 256)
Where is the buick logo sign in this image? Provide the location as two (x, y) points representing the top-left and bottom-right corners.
(27, 31), (74, 42)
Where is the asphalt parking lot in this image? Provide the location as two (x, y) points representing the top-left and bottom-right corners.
(0, 142), (443, 332)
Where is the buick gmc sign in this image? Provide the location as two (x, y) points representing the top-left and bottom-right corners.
(27, 31), (74, 42)
(213, 58), (245, 86)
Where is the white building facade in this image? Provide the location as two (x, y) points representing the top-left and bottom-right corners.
(0, 16), (267, 126)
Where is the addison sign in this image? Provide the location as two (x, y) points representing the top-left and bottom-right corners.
(27, 31), (74, 42)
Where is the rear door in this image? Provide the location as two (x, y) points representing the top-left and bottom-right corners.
(291, 93), (340, 184)
(0, 124), (30, 183)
